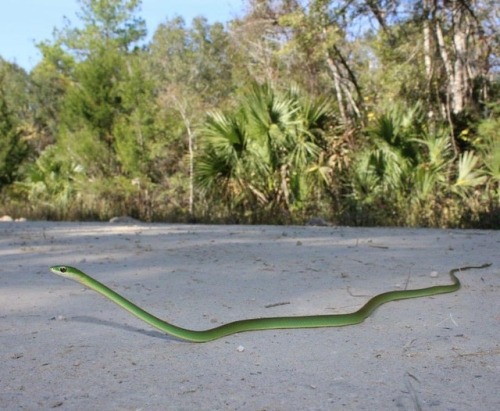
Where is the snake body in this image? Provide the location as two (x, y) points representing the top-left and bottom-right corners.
(50, 264), (491, 342)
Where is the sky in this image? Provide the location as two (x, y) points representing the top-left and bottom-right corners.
(0, 0), (244, 72)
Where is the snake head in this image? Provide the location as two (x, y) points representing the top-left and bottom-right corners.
(50, 265), (79, 280)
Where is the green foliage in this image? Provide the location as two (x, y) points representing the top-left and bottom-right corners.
(66, 0), (146, 53)
(0, 81), (28, 187)
(0, 59), (32, 123)
(12, 145), (81, 218)
(195, 82), (337, 222)
(0, 0), (498, 227)
(476, 105), (500, 186)
(0, 121), (26, 188)
(347, 104), (495, 227)
(149, 16), (233, 105)
(454, 151), (487, 194)
(366, 22), (428, 108)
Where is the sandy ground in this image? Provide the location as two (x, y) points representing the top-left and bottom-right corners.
(1, 221), (499, 411)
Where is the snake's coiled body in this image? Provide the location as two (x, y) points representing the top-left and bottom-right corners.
(50, 264), (491, 342)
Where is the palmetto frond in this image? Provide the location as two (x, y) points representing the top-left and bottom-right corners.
(195, 82), (336, 214)
(194, 111), (247, 195)
(479, 135), (500, 183)
(454, 151), (487, 193)
(202, 111), (246, 159)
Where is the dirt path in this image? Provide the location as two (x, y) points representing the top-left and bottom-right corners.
(1, 222), (498, 410)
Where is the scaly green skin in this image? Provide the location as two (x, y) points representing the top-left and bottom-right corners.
(50, 264), (491, 343)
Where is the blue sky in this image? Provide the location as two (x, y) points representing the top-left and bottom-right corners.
(0, 0), (244, 72)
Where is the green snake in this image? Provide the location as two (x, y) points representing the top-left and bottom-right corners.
(50, 263), (491, 343)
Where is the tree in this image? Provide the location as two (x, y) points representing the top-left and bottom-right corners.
(149, 16), (234, 105)
(0, 61), (30, 187)
(50, 0), (146, 171)
(17, 0), (164, 220)
(30, 40), (75, 152)
(65, 0), (146, 55)
(0, 85), (27, 187)
(231, 0), (366, 124)
(148, 16), (236, 217)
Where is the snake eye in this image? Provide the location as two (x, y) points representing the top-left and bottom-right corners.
(60, 267), (67, 273)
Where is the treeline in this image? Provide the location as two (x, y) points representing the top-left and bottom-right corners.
(0, 0), (498, 227)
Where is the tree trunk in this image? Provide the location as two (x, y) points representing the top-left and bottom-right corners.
(423, 0), (435, 122)
(451, 2), (468, 114)
(325, 55), (348, 124)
